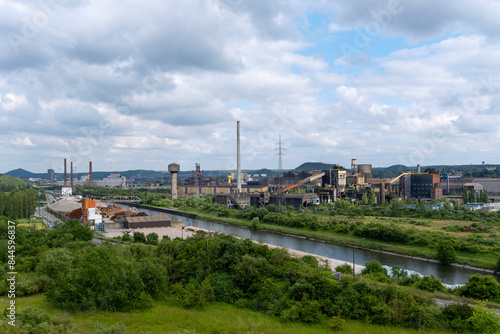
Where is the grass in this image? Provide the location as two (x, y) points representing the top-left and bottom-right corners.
(0, 174), (28, 188)
(0, 294), (444, 334)
(16, 218), (45, 229)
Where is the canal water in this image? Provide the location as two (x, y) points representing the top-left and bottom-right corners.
(115, 204), (499, 285)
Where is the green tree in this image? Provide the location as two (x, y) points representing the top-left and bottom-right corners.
(437, 239), (456, 265)
(469, 189), (476, 203)
(361, 194), (368, 205)
(146, 232), (159, 245)
(462, 187), (469, 204)
(36, 248), (74, 281)
(133, 232), (146, 243)
(45, 246), (153, 311)
(389, 199), (402, 217)
(251, 217), (260, 229)
(368, 189), (376, 205)
(479, 190), (489, 203)
(416, 200), (426, 216)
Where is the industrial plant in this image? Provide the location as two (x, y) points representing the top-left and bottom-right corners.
(34, 120), (498, 215)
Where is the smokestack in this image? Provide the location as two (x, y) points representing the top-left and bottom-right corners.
(237, 121), (241, 193)
(89, 161), (93, 187)
(417, 164), (421, 173)
(64, 159), (67, 186)
(379, 183), (386, 205)
(70, 161), (73, 186)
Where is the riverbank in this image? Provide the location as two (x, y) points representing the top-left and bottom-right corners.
(103, 225), (365, 274)
(101, 201), (499, 276)
(174, 206), (498, 273)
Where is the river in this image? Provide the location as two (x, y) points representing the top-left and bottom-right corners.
(114, 203), (499, 285)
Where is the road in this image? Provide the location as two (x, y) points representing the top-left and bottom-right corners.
(36, 206), (59, 226)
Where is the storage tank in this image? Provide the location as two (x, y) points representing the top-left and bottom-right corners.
(358, 164), (373, 179)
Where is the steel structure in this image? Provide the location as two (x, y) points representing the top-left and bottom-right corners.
(440, 168), (464, 194)
(275, 135), (286, 207)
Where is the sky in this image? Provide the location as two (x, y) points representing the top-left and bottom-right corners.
(1, 0), (500, 174)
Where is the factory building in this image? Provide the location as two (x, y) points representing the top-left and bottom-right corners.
(470, 178), (500, 194)
(400, 171), (442, 200)
(47, 169), (55, 184)
(322, 167), (347, 193)
(57, 173), (127, 188)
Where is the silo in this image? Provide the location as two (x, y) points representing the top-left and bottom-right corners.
(358, 164), (373, 179)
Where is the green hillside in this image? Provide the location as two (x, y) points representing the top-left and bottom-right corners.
(0, 173), (29, 191)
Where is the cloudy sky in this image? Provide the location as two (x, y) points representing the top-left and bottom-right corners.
(1, 0), (500, 174)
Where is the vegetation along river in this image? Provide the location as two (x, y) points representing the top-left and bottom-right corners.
(115, 203), (499, 285)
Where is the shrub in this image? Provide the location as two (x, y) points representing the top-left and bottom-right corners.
(437, 239), (456, 265)
(361, 260), (387, 276)
(415, 275), (445, 292)
(328, 316), (345, 331)
(121, 233), (133, 242)
(133, 232), (146, 243)
(146, 232), (159, 245)
(459, 274), (500, 302)
(441, 303), (474, 333)
(468, 303), (500, 334)
(251, 217), (260, 229)
(335, 263), (353, 274)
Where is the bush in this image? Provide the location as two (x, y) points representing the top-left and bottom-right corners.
(459, 274), (500, 302)
(121, 233), (133, 242)
(328, 316), (345, 331)
(441, 303), (474, 333)
(251, 217), (260, 229)
(335, 263), (353, 274)
(361, 260), (387, 276)
(146, 232), (159, 245)
(467, 303), (500, 334)
(45, 246), (153, 311)
(133, 232), (146, 243)
(437, 239), (456, 265)
(415, 275), (445, 292)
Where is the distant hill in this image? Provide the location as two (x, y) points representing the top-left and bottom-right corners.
(0, 174), (29, 191)
(294, 162), (335, 171)
(4, 168), (42, 178)
(248, 168), (279, 176)
(384, 164), (409, 171)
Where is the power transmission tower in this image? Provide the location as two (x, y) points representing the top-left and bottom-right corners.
(275, 135), (286, 210)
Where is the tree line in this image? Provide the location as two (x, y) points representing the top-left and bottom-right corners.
(0, 188), (36, 220)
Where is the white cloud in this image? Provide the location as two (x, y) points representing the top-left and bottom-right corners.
(0, 0), (500, 172)
(10, 137), (34, 146)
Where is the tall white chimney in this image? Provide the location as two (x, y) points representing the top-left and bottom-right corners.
(237, 121), (241, 193)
